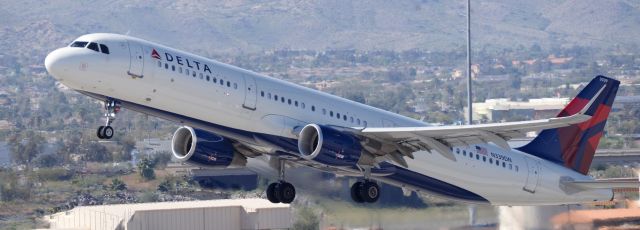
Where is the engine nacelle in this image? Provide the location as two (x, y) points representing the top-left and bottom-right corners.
(171, 126), (246, 168)
(298, 124), (363, 167)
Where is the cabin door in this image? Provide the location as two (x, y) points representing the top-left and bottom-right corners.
(242, 74), (257, 110)
(127, 40), (144, 78)
(523, 158), (541, 193)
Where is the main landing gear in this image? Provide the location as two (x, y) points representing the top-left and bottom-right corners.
(266, 160), (296, 204)
(350, 167), (381, 203)
(97, 99), (120, 139)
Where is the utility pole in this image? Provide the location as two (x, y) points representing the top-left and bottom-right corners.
(467, 1), (477, 226)
(466, 0), (473, 125)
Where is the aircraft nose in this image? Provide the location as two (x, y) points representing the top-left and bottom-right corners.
(45, 48), (71, 79)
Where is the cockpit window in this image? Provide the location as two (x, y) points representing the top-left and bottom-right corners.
(99, 44), (110, 54)
(69, 41), (88, 48)
(87, 42), (99, 52)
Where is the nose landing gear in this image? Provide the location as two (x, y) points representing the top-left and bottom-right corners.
(97, 99), (120, 139)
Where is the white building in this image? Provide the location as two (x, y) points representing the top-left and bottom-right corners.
(465, 98), (569, 123)
(44, 198), (291, 230)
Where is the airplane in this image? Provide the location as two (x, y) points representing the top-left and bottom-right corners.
(44, 33), (638, 206)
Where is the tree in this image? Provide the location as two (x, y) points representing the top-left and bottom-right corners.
(81, 142), (111, 162)
(33, 154), (62, 168)
(110, 178), (127, 191)
(293, 206), (319, 230)
(7, 131), (45, 166)
(137, 158), (155, 181)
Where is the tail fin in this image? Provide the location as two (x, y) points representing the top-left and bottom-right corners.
(517, 75), (619, 175)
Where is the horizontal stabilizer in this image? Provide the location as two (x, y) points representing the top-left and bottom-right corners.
(568, 178), (640, 189)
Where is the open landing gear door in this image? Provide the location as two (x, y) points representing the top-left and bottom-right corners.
(127, 40), (144, 78)
(523, 158), (541, 193)
(242, 74), (257, 110)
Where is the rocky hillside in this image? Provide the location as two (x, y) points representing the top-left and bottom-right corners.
(1, 0), (639, 61)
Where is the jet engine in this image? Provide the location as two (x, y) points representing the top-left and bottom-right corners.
(171, 126), (246, 168)
(297, 124), (365, 167)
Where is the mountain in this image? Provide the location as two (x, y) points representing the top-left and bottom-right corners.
(1, 0), (639, 59)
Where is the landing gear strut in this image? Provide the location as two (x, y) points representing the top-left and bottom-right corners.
(266, 160), (296, 204)
(351, 166), (381, 203)
(97, 99), (120, 139)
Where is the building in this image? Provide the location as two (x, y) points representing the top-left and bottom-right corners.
(465, 98), (569, 123)
(44, 198), (291, 230)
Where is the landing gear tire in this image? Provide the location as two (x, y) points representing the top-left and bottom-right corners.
(266, 183), (280, 203)
(350, 181), (364, 203)
(278, 182), (296, 204)
(360, 181), (380, 203)
(266, 181), (296, 204)
(102, 126), (114, 139)
(97, 126), (105, 139)
(351, 180), (380, 203)
(97, 126), (114, 139)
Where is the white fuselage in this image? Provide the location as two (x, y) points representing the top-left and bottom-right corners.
(45, 33), (612, 205)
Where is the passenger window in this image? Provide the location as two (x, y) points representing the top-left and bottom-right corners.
(350, 117), (354, 123)
(158, 61), (162, 67)
(456, 149), (460, 154)
(463, 151), (466, 156)
(476, 155), (480, 160)
(470, 152), (473, 158)
(322, 108), (326, 115)
(199, 73), (203, 79)
(275, 95), (278, 101)
(294, 101), (298, 107)
(515, 166), (519, 172)
(70, 41), (88, 48)
(357, 119), (361, 125)
(483, 156), (486, 162)
(311, 106), (315, 111)
(165, 63), (169, 69)
(87, 42), (99, 52)
(185, 69), (189, 75)
(509, 164), (513, 170)
(192, 71), (196, 77)
(268, 93), (272, 99)
(363, 121), (367, 127)
(220, 79), (224, 85)
(336, 113), (340, 118)
(227, 82), (230, 87)
(179, 67), (182, 73)
(489, 158), (493, 164)
(206, 75), (210, 81)
(288, 99), (291, 105)
(99, 44), (110, 54)
(172, 65), (175, 71)
(343, 115), (347, 121)
(213, 77), (217, 83)
(261, 91), (265, 97)
(502, 162), (506, 168)
(301, 103), (305, 109)
(330, 111), (333, 117)
(281, 97), (285, 103)
(234, 83), (237, 89)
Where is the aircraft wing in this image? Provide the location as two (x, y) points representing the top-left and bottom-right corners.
(357, 86), (606, 162)
(359, 113), (591, 161)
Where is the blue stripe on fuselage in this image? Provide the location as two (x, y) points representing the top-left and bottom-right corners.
(80, 91), (488, 203)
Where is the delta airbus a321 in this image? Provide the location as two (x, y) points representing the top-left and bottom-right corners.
(44, 33), (638, 205)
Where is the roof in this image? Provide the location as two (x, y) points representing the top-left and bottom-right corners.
(53, 198), (289, 217)
(551, 208), (640, 224)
